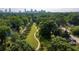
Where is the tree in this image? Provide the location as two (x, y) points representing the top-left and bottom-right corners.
(48, 36), (79, 51)
(6, 32), (33, 51)
(0, 20), (7, 26)
(69, 15), (79, 25)
(71, 26), (79, 37)
(0, 25), (11, 50)
(39, 20), (58, 40)
(55, 17), (66, 26)
(8, 16), (23, 32)
(0, 25), (10, 44)
(22, 17), (28, 26)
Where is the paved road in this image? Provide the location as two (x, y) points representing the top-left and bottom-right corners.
(61, 27), (79, 44)
(70, 35), (79, 44)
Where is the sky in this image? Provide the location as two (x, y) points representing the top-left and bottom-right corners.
(0, 0), (79, 8)
(0, 0), (79, 12)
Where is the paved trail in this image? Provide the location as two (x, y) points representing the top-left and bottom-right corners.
(21, 23), (40, 50)
(34, 27), (40, 51)
(61, 27), (79, 44)
(70, 35), (79, 44)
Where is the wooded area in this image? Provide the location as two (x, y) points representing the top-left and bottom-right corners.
(0, 11), (79, 51)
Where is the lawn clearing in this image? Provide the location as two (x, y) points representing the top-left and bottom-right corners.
(26, 23), (38, 49)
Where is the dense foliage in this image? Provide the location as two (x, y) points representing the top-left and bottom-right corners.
(36, 12), (79, 51)
(71, 26), (79, 37)
(0, 13), (33, 51)
(0, 12), (79, 51)
(39, 20), (58, 40)
(48, 36), (79, 51)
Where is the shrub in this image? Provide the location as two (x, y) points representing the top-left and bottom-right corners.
(71, 26), (79, 37)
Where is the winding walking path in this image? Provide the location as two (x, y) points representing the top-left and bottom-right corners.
(20, 27), (27, 34)
(21, 23), (40, 50)
(34, 27), (40, 51)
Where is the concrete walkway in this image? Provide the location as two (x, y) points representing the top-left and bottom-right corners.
(34, 27), (40, 51)
(61, 27), (79, 44)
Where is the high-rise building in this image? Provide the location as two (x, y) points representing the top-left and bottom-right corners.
(31, 9), (33, 12)
(24, 9), (27, 13)
(40, 10), (46, 13)
(19, 10), (21, 13)
(34, 9), (37, 13)
(0, 10), (3, 13)
(5, 9), (7, 13)
(9, 8), (11, 13)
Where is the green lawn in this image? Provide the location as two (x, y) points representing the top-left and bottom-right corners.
(26, 23), (38, 49)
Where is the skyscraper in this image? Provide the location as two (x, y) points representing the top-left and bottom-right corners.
(19, 10), (21, 13)
(5, 9), (7, 13)
(24, 9), (27, 13)
(34, 9), (37, 13)
(0, 10), (3, 13)
(9, 8), (11, 13)
(31, 9), (33, 13)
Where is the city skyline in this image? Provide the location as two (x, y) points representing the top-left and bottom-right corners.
(0, 8), (79, 12)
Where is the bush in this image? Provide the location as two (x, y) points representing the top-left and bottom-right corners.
(48, 36), (79, 51)
(71, 26), (79, 37)
(54, 28), (70, 40)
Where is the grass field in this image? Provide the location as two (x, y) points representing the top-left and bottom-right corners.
(26, 23), (38, 49)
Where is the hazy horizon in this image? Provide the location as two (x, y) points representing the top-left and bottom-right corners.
(0, 8), (79, 12)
